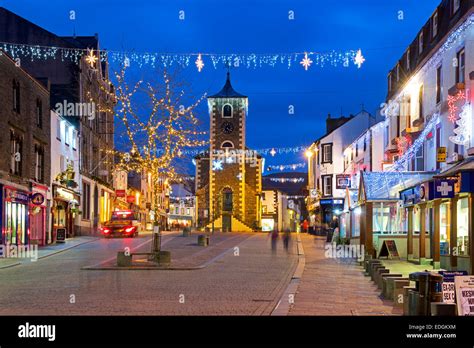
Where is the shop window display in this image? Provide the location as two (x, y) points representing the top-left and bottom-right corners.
(457, 197), (469, 256)
(440, 202), (450, 255)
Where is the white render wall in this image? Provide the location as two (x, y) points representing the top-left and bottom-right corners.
(386, 17), (474, 171)
(315, 111), (373, 199)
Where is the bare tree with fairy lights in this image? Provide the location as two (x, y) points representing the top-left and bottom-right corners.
(110, 65), (207, 261)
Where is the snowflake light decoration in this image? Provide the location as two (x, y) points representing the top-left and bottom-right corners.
(85, 48), (98, 68)
(300, 53), (313, 71)
(212, 160), (223, 171)
(195, 54), (204, 72)
(354, 49), (365, 68)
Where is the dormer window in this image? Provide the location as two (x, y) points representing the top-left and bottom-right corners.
(222, 104), (233, 118)
(396, 64), (400, 82)
(419, 31), (424, 54)
(432, 11), (438, 37)
(406, 48), (410, 70)
(452, 0), (460, 15)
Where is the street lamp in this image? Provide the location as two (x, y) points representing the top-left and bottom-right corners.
(305, 149), (313, 158)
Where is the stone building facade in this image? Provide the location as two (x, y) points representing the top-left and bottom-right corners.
(0, 7), (116, 235)
(0, 51), (51, 245)
(195, 73), (262, 232)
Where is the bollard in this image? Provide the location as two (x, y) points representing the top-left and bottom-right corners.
(198, 234), (208, 246)
(117, 251), (132, 267)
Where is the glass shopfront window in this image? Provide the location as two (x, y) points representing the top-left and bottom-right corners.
(4, 201), (27, 245)
(440, 202), (450, 256)
(373, 202), (407, 234)
(352, 208), (361, 237)
(414, 206), (420, 234)
(457, 197), (469, 256)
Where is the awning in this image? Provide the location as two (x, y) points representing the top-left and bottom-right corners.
(360, 171), (436, 201)
(436, 157), (474, 178)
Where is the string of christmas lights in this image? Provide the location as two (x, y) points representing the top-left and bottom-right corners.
(388, 113), (440, 172)
(0, 42), (365, 70)
(267, 163), (306, 171)
(181, 145), (307, 157)
(268, 177), (305, 183)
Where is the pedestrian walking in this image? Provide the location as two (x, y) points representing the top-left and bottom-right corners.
(270, 229), (279, 254)
(302, 219), (309, 233)
(283, 230), (291, 252)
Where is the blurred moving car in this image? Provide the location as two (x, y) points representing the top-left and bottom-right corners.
(100, 210), (141, 238)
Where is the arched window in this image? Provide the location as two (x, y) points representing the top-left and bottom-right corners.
(222, 104), (233, 118)
(221, 141), (234, 149)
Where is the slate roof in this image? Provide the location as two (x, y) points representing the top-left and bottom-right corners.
(208, 72), (247, 98)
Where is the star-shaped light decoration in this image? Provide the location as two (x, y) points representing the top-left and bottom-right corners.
(270, 148), (276, 157)
(354, 49), (365, 69)
(300, 53), (313, 71)
(85, 48), (98, 68)
(279, 166), (284, 171)
(195, 54), (204, 72)
(212, 160), (223, 171)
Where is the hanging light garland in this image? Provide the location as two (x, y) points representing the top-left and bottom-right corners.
(268, 177), (305, 183)
(0, 42), (364, 70)
(267, 163), (306, 171)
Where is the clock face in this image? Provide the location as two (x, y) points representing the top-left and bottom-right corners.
(221, 121), (234, 134)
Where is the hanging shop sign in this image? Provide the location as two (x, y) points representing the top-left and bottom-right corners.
(30, 192), (45, 206)
(400, 186), (420, 206)
(455, 275), (474, 316)
(434, 179), (456, 199)
(437, 147), (447, 163)
(4, 188), (29, 204)
(336, 174), (351, 189)
(54, 187), (75, 202)
(126, 195), (136, 203)
(419, 182), (429, 202)
(115, 189), (126, 197)
(309, 189), (318, 199)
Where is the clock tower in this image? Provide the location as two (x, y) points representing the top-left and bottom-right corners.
(195, 72), (262, 232)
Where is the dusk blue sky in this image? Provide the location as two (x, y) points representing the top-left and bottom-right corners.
(1, 0), (440, 173)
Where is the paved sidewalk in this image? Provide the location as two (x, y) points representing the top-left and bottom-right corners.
(288, 234), (400, 315)
(0, 236), (98, 269)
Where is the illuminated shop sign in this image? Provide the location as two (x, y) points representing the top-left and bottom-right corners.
(4, 188), (29, 204)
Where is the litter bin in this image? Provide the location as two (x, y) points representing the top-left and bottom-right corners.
(408, 272), (443, 315)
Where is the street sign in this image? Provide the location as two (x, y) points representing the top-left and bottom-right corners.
(437, 147), (447, 162)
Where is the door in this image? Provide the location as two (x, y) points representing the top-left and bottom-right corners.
(222, 214), (232, 232)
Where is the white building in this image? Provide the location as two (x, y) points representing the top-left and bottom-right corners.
(50, 110), (81, 241)
(307, 111), (378, 229)
(362, 0), (474, 271)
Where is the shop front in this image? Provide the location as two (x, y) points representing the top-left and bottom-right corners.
(52, 185), (80, 241)
(399, 174), (472, 271)
(1, 185), (30, 246)
(434, 159), (474, 273)
(356, 171), (435, 258)
(29, 184), (48, 246)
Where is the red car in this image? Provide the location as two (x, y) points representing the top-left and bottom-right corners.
(100, 210), (141, 238)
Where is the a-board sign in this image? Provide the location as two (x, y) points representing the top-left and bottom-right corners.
(56, 228), (66, 243)
(439, 271), (468, 304)
(378, 240), (400, 259)
(455, 276), (474, 316)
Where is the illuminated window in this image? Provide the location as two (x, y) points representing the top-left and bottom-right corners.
(456, 48), (465, 84)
